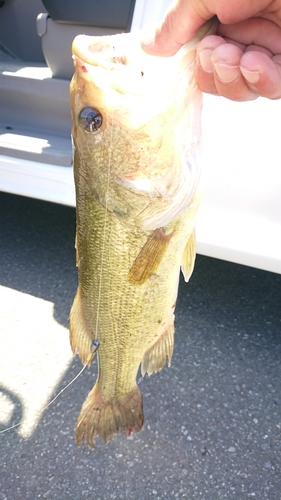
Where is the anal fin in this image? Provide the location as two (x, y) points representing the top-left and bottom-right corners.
(141, 315), (174, 377)
(69, 287), (94, 366)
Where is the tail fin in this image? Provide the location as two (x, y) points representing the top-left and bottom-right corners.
(75, 382), (144, 448)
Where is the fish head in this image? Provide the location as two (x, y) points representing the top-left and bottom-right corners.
(70, 21), (216, 229)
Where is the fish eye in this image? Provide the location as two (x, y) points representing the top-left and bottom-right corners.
(79, 107), (103, 133)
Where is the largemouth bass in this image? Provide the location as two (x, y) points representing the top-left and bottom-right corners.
(70, 20), (215, 448)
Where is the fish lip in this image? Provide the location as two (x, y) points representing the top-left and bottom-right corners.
(72, 35), (97, 67)
(72, 35), (111, 72)
(72, 53), (91, 74)
(72, 34), (131, 70)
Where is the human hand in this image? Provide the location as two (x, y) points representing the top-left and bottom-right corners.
(141, 0), (281, 101)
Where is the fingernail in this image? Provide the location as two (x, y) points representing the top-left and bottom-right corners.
(213, 62), (239, 83)
(240, 67), (260, 84)
(198, 49), (213, 73)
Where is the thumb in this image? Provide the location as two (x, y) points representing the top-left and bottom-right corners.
(140, 0), (212, 56)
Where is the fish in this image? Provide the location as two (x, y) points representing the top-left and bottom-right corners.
(69, 19), (216, 448)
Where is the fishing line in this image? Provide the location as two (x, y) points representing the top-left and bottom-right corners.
(94, 69), (116, 337)
(0, 364), (87, 435)
(0, 341), (100, 435)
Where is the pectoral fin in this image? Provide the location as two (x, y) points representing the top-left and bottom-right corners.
(181, 229), (196, 282)
(128, 227), (174, 285)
